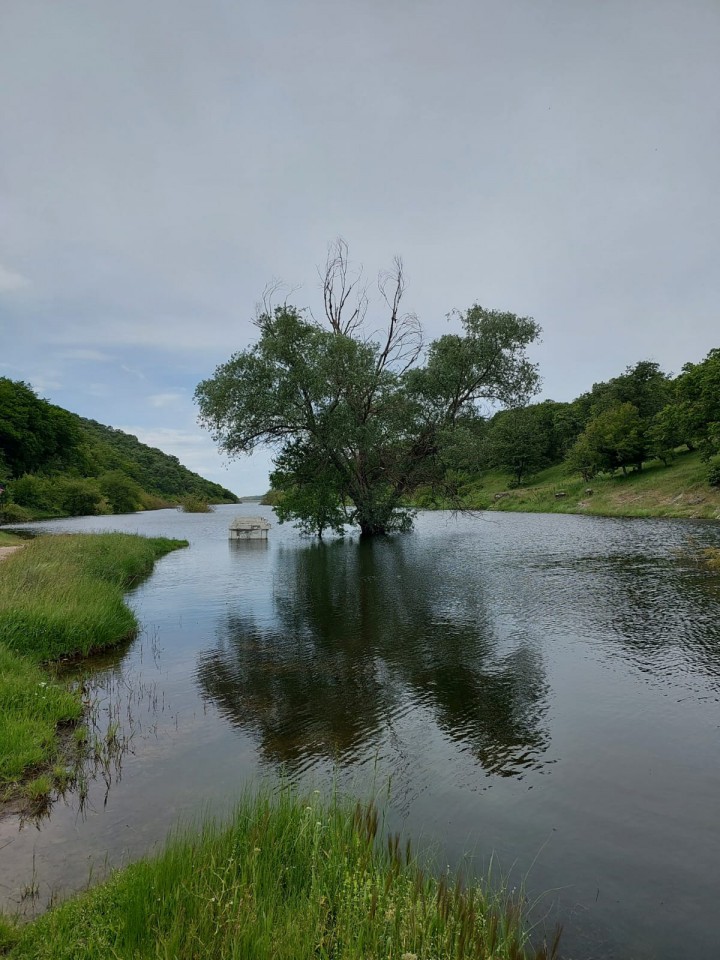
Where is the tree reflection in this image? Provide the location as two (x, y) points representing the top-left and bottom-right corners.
(196, 538), (550, 776)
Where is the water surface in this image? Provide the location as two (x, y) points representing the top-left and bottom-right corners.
(1, 506), (719, 958)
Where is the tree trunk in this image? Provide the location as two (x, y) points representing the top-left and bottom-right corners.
(359, 521), (387, 537)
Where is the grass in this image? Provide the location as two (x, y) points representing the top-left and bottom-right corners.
(0, 788), (560, 960)
(0, 533), (186, 798)
(0, 646), (82, 785)
(446, 449), (720, 521)
(0, 531), (24, 547)
(0, 533), (187, 662)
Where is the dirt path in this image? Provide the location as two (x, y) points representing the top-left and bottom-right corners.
(0, 545), (24, 561)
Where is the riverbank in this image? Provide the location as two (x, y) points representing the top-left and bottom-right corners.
(450, 449), (720, 521)
(0, 533), (187, 809)
(0, 788), (558, 960)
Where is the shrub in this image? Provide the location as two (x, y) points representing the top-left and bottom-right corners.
(57, 478), (104, 517)
(8, 474), (54, 511)
(179, 495), (213, 513)
(708, 459), (720, 488)
(99, 471), (142, 514)
(0, 502), (32, 524)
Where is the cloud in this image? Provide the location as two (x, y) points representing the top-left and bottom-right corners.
(0, 264), (29, 292)
(148, 391), (186, 408)
(58, 348), (112, 362)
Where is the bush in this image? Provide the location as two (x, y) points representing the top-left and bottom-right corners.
(99, 471), (142, 514)
(0, 502), (32, 524)
(8, 474), (54, 511)
(708, 459), (720, 488)
(179, 495), (213, 513)
(57, 478), (104, 517)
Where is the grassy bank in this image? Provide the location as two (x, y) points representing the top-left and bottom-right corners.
(0, 789), (559, 960)
(0, 533), (186, 802)
(0, 532), (23, 547)
(446, 449), (720, 520)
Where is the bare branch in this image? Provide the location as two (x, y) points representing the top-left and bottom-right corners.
(375, 256), (423, 375)
(320, 237), (369, 336)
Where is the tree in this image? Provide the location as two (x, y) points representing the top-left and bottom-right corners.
(567, 403), (645, 477)
(195, 242), (541, 537)
(674, 348), (720, 453)
(485, 407), (549, 484)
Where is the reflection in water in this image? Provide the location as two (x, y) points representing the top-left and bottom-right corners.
(196, 538), (550, 776)
(5, 507), (720, 960)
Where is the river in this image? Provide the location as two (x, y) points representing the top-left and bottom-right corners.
(1, 506), (719, 958)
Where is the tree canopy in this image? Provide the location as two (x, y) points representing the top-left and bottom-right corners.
(195, 243), (541, 536)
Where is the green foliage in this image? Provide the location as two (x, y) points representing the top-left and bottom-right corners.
(99, 471), (142, 514)
(78, 418), (239, 503)
(6, 788), (555, 960)
(707, 458), (720, 488)
(0, 379), (81, 478)
(8, 474), (55, 511)
(485, 407), (549, 484)
(0, 503), (32, 524)
(57, 478), (104, 517)
(0, 378), (239, 519)
(196, 246), (541, 537)
(271, 441), (348, 537)
(675, 348), (720, 448)
(179, 495), (213, 513)
(580, 360), (671, 422)
(566, 402), (646, 477)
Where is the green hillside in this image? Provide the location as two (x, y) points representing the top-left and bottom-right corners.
(0, 378), (238, 521)
(450, 449), (720, 520)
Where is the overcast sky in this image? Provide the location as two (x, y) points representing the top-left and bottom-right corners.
(1, 0), (718, 494)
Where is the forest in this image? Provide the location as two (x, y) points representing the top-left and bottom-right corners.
(0, 378), (238, 522)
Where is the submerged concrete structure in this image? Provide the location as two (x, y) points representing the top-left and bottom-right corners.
(229, 516), (271, 540)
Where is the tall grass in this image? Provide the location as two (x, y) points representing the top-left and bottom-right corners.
(2, 788), (560, 960)
(0, 533), (186, 793)
(0, 645), (81, 784)
(0, 533), (187, 661)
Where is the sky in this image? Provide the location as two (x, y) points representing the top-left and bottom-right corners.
(1, 0), (718, 495)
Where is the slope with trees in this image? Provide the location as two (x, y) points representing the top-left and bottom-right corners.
(0, 378), (238, 521)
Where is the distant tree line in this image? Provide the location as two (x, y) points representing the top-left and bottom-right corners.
(0, 378), (238, 521)
(471, 350), (720, 488)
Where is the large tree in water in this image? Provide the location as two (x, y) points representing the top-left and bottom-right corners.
(195, 242), (541, 537)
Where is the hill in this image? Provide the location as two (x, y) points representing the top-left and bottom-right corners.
(0, 378), (238, 521)
(451, 448), (720, 521)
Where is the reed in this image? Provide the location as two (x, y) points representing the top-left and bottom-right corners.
(2, 788), (560, 960)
